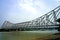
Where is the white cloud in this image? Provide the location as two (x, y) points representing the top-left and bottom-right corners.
(34, 0), (46, 10)
(19, 3), (37, 14)
(18, 0), (46, 15)
(23, 0), (33, 3)
(55, 0), (60, 2)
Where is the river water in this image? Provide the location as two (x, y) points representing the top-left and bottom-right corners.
(0, 30), (59, 40)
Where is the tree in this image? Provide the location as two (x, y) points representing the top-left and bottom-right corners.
(56, 18), (60, 31)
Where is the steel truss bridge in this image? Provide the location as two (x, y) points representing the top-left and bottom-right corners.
(1, 6), (60, 31)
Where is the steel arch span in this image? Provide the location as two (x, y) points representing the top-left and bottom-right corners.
(1, 5), (60, 31)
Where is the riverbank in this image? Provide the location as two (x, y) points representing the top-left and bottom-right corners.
(0, 31), (59, 40)
(34, 33), (60, 40)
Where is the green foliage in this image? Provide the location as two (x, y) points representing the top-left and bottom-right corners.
(56, 18), (60, 23)
(58, 24), (60, 31)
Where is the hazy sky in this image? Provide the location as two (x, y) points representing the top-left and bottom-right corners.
(0, 0), (60, 27)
